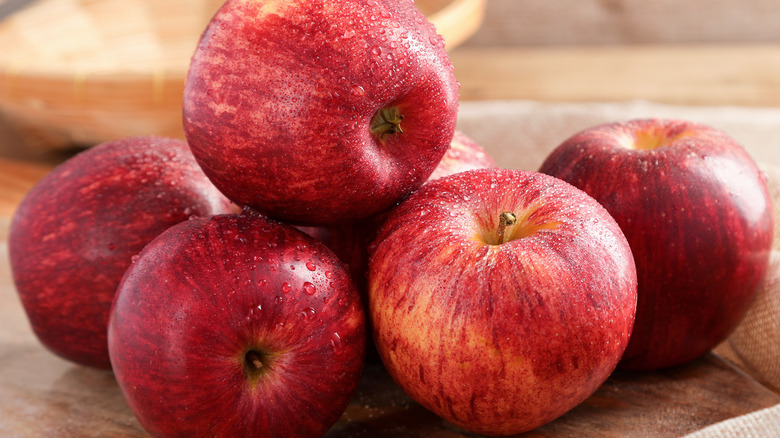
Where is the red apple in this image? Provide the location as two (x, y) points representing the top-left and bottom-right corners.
(538, 119), (774, 371)
(182, 0), (459, 225)
(108, 212), (366, 437)
(368, 168), (638, 435)
(428, 130), (497, 180)
(8, 136), (233, 369)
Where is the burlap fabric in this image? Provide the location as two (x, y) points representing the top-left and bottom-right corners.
(456, 99), (780, 436)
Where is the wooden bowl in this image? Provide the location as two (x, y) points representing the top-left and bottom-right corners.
(0, 0), (486, 150)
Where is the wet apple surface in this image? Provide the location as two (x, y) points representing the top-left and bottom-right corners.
(108, 212), (366, 437)
(540, 119), (774, 371)
(183, 0), (460, 225)
(368, 168), (638, 435)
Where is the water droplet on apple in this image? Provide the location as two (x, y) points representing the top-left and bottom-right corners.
(275, 296), (284, 304)
(324, 271), (333, 279)
(303, 282), (317, 295)
(301, 307), (316, 321)
(281, 282), (292, 293)
(351, 85), (365, 96)
(306, 262), (317, 271)
(370, 45), (382, 56)
(342, 29), (356, 38)
(330, 332), (343, 352)
(275, 322), (284, 330)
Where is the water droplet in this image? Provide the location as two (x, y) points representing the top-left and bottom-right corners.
(370, 46), (382, 56)
(281, 282), (292, 293)
(330, 332), (343, 352)
(303, 282), (317, 295)
(342, 29), (355, 38)
(306, 262), (316, 271)
(275, 296), (284, 304)
(275, 321), (285, 330)
(324, 271), (333, 279)
(351, 85), (365, 96)
(301, 307), (316, 321)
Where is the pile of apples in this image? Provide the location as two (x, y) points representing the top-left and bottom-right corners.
(8, 0), (774, 437)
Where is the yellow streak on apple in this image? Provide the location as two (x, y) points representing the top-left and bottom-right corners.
(621, 127), (697, 150)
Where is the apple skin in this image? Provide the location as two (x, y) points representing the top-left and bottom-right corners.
(8, 136), (233, 369)
(538, 119), (774, 371)
(183, 0), (460, 226)
(368, 168), (638, 435)
(108, 212), (366, 438)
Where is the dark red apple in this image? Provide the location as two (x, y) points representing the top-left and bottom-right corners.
(368, 168), (638, 435)
(108, 212), (366, 437)
(539, 119), (774, 371)
(8, 136), (233, 369)
(183, 0), (459, 225)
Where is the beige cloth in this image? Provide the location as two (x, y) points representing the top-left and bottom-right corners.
(682, 404), (780, 438)
(456, 99), (780, 437)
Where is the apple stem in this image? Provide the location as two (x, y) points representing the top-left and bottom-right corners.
(370, 106), (404, 142)
(244, 350), (267, 380)
(497, 211), (517, 244)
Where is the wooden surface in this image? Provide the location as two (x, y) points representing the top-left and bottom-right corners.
(3, 32), (780, 438)
(449, 44), (780, 107)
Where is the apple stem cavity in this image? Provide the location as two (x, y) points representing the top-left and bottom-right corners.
(629, 128), (695, 150)
(370, 106), (404, 142)
(243, 349), (271, 383)
(497, 211), (517, 245)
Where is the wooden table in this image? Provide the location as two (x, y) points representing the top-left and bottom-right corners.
(3, 44), (780, 436)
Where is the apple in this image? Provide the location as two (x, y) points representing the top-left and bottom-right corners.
(182, 0), (460, 225)
(538, 119), (774, 371)
(8, 136), (233, 369)
(368, 168), (638, 435)
(428, 130), (498, 181)
(108, 211), (366, 437)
